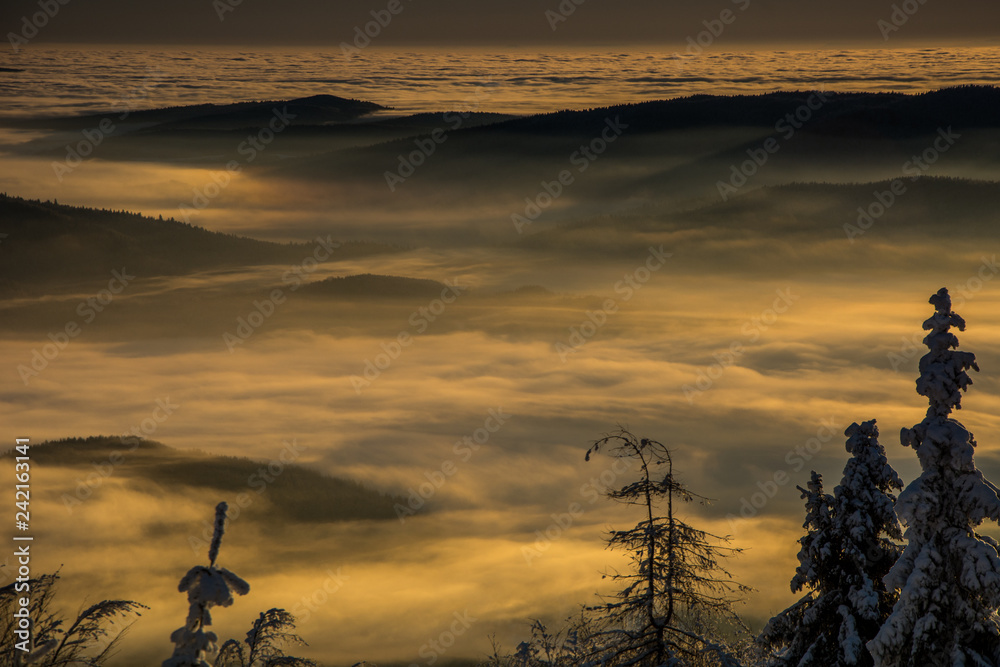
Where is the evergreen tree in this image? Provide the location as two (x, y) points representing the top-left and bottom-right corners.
(831, 421), (904, 659)
(584, 429), (750, 667)
(164, 503), (250, 667)
(760, 420), (903, 666)
(759, 472), (835, 664)
(868, 288), (1000, 666)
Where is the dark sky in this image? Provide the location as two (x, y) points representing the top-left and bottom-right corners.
(3, 0), (998, 47)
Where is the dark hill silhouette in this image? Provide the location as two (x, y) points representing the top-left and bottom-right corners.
(3, 94), (387, 131)
(6, 436), (402, 523)
(1, 95), (515, 164)
(15, 87), (998, 138)
(29, 112), (516, 165)
(471, 86), (1000, 138)
(0, 194), (400, 295)
(273, 87), (1000, 201)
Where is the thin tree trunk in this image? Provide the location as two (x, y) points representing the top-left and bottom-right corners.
(666, 453), (675, 629)
(640, 449), (665, 665)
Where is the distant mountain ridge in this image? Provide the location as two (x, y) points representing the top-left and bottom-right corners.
(3, 94), (387, 131)
(8, 436), (402, 524)
(0, 194), (400, 295)
(273, 86), (1000, 198)
(0, 94), (518, 164)
(473, 86), (1000, 138)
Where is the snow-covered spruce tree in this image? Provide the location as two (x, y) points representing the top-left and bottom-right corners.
(583, 429), (750, 667)
(831, 421), (905, 662)
(164, 502), (250, 667)
(868, 287), (1000, 667)
(759, 473), (836, 663)
(760, 420), (904, 666)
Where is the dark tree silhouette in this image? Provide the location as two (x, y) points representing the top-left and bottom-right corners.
(583, 429), (750, 666)
(214, 608), (317, 667)
(0, 571), (146, 666)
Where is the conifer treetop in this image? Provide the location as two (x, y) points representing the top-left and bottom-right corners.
(790, 471), (833, 595)
(164, 502), (250, 667)
(869, 289), (1000, 666)
(915, 287), (979, 419)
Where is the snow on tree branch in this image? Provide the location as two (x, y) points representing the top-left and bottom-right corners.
(869, 288), (1000, 667)
(164, 502), (250, 667)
